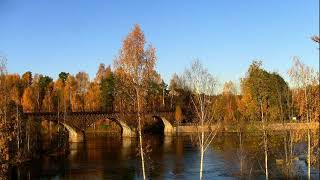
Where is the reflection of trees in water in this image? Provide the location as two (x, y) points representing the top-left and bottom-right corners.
(121, 137), (133, 160)
(0, 116), (69, 180)
(5, 132), (319, 179)
(309, 130), (319, 166)
(211, 131), (319, 179)
(0, 164), (8, 180)
(172, 136), (185, 177)
(66, 134), (137, 180)
(280, 129), (319, 179)
(86, 119), (122, 133)
(40, 119), (69, 154)
(135, 135), (179, 179)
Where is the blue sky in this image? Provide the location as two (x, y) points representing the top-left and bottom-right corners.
(0, 0), (319, 87)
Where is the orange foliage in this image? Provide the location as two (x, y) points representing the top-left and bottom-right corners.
(22, 87), (36, 112)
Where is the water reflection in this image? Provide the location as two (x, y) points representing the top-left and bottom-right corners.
(121, 137), (133, 159)
(8, 132), (320, 179)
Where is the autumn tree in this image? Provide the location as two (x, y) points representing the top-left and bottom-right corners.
(100, 66), (115, 112)
(5, 74), (23, 105)
(38, 75), (53, 111)
(74, 72), (89, 112)
(22, 86), (36, 112)
(26, 74), (52, 112)
(168, 74), (180, 109)
(168, 73), (194, 119)
(42, 82), (55, 111)
(58, 72), (69, 83)
(113, 68), (128, 112)
(146, 77), (162, 112)
(94, 63), (107, 84)
(53, 78), (65, 113)
(0, 57), (9, 167)
(175, 104), (183, 125)
(288, 57), (319, 179)
(288, 57), (318, 122)
(114, 24), (158, 180)
(94, 64), (115, 111)
(0, 58), (17, 178)
(85, 82), (101, 111)
(311, 34), (320, 174)
(240, 61), (291, 179)
(213, 81), (239, 125)
(21, 71), (32, 87)
(240, 61), (287, 179)
(65, 75), (77, 112)
(240, 61), (290, 122)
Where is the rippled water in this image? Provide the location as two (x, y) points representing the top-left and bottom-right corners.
(9, 132), (320, 179)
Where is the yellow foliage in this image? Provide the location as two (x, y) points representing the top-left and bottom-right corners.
(85, 82), (101, 111)
(175, 105), (183, 123)
(22, 87), (36, 112)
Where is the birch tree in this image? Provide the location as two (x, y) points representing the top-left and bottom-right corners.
(288, 57), (317, 180)
(114, 24), (158, 180)
(182, 60), (219, 180)
(311, 35), (320, 175)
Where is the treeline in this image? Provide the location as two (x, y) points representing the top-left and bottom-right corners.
(0, 57), (166, 114)
(227, 59), (318, 124)
(0, 42), (166, 115)
(0, 26), (318, 126)
(171, 60), (319, 126)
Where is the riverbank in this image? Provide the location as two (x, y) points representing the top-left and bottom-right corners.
(173, 122), (319, 133)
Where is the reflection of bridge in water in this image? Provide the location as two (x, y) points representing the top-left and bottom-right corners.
(25, 111), (175, 142)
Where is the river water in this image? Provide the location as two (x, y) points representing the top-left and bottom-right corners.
(9, 132), (319, 179)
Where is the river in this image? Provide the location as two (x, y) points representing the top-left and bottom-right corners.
(8, 132), (320, 179)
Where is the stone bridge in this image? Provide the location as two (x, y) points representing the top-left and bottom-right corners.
(25, 111), (176, 142)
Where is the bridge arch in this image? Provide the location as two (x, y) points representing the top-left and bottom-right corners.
(25, 111), (175, 142)
(152, 116), (175, 136)
(86, 117), (136, 137)
(39, 119), (85, 143)
(26, 113), (136, 142)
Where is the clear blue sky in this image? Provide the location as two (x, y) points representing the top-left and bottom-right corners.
(0, 0), (319, 87)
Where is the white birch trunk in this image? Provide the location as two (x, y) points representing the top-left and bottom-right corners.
(239, 131), (243, 178)
(307, 128), (311, 180)
(137, 89), (146, 180)
(260, 100), (268, 180)
(16, 106), (20, 152)
(263, 130), (268, 180)
(162, 87), (165, 107)
(304, 87), (311, 180)
(199, 130), (204, 180)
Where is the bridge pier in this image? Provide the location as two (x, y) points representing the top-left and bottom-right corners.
(119, 122), (136, 137)
(62, 123), (85, 142)
(160, 117), (175, 136)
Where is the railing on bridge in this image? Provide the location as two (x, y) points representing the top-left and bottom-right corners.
(24, 110), (175, 116)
